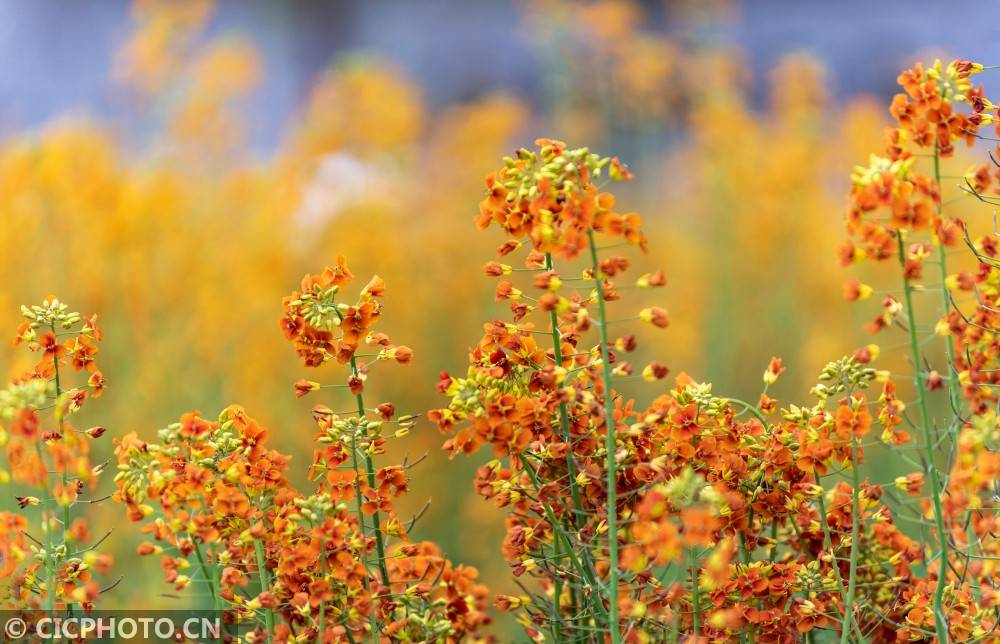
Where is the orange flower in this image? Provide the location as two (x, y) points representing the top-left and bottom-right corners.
(294, 379), (320, 398)
(639, 306), (670, 328)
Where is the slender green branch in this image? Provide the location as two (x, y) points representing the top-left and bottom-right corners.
(192, 538), (225, 642)
(254, 538), (275, 639)
(931, 142), (962, 421)
(544, 253), (587, 527)
(816, 491), (864, 642)
(544, 251), (599, 637)
(897, 232), (950, 642)
(587, 230), (621, 643)
(51, 323), (71, 613)
(551, 536), (565, 644)
(521, 454), (609, 624)
(349, 354), (390, 588)
(332, 305), (390, 589)
(36, 440), (55, 616)
(839, 437), (861, 644)
(192, 538), (216, 598)
(210, 547), (225, 642)
(725, 398), (767, 424)
(690, 550), (701, 636)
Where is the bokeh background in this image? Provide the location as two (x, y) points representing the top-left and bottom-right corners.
(1, 0), (995, 628)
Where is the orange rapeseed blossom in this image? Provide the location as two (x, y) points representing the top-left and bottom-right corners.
(112, 261), (490, 641)
(475, 138), (646, 259)
(1, 298), (114, 613)
(839, 58), (1000, 642)
(432, 141), (934, 641)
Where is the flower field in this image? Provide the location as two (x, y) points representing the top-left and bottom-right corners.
(0, 1), (998, 642)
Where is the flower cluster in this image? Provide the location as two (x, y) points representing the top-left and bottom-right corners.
(114, 264), (489, 642)
(1, 298), (114, 613)
(840, 58), (1000, 642)
(840, 60), (992, 272)
(280, 256), (412, 382)
(434, 140), (940, 642)
(476, 138), (646, 259)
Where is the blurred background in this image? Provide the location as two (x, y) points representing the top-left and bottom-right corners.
(0, 0), (993, 627)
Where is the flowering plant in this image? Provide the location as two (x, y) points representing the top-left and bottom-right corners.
(434, 128), (999, 643)
(1, 298), (114, 613)
(113, 265), (490, 642)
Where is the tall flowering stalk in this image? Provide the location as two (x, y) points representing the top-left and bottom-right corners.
(114, 259), (490, 642)
(433, 139), (662, 641)
(2, 298), (114, 613)
(841, 59), (1000, 642)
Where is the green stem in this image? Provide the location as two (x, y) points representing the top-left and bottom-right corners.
(896, 232), (950, 642)
(816, 490), (864, 642)
(349, 430), (381, 641)
(931, 143), (961, 420)
(545, 252), (593, 639)
(521, 454), (609, 623)
(839, 437), (861, 644)
(191, 538), (214, 596)
(212, 549), (225, 642)
(188, 533), (223, 642)
(768, 520), (779, 563)
(544, 253), (587, 528)
(552, 536), (565, 644)
(316, 534), (328, 644)
(332, 302), (391, 595)
(587, 230), (620, 643)
(193, 540), (224, 641)
(725, 398), (767, 424)
(254, 538), (275, 639)
(348, 355), (390, 588)
(690, 550), (701, 636)
(346, 353), (390, 644)
(36, 440), (55, 616)
(50, 324), (71, 613)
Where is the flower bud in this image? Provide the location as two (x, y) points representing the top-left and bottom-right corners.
(639, 307), (670, 328)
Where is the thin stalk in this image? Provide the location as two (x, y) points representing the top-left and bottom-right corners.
(544, 252), (587, 526)
(36, 439), (55, 615)
(212, 550), (225, 642)
(931, 143), (962, 417)
(192, 539), (224, 642)
(816, 491), (864, 642)
(738, 532), (750, 566)
(896, 232), (950, 642)
(726, 398), (768, 424)
(349, 431), (381, 641)
(587, 230), (620, 642)
(545, 251), (596, 637)
(188, 534), (223, 642)
(50, 324), (71, 613)
(349, 354), (390, 588)
(254, 538), (275, 639)
(316, 534), (328, 644)
(521, 454), (609, 623)
(552, 536), (565, 644)
(332, 303), (391, 592)
(347, 354), (392, 644)
(839, 437), (861, 644)
(690, 551), (701, 636)
(191, 539), (215, 597)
